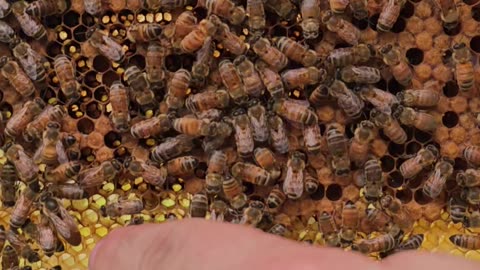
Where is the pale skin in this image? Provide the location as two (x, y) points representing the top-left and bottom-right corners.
(89, 219), (480, 270)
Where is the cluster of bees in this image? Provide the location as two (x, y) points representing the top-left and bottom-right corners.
(0, 0), (477, 268)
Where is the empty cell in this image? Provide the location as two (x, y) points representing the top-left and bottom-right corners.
(73, 25), (88, 42)
(443, 22), (461, 36)
(165, 54), (182, 72)
(128, 54), (146, 70)
(352, 17), (369, 30)
(414, 189), (433, 205)
(381, 155), (395, 172)
(395, 188), (413, 204)
(270, 24), (288, 37)
(388, 142), (405, 157)
(414, 129), (432, 143)
(310, 184), (325, 200)
(326, 184), (343, 201)
(454, 157), (468, 171)
(470, 36), (480, 54)
(81, 13), (96, 26)
(387, 171), (404, 188)
(368, 14), (379, 31)
(406, 48), (424, 65)
(44, 15), (63, 28)
(442, 111), (459, 128)
(86, 101), (102, 119)
(102, 71), (120, 87)
(46, 41), (62, 58)
(63, 11), (80, 27)
(93, 55), (110, 73)
(387, 78), (405, 94)
(244, 182), (255, 195)
(77, 118), (95, 134)
(406, 141), (421, 156)
(400, 1), (415, 18)
(473, 7), (480, 22)
(443, 81), (458, 97)
(391, 17), (406, 33)
(195, 162), (208, 179)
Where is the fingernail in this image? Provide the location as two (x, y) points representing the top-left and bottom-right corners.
(89, 238), (105, 269)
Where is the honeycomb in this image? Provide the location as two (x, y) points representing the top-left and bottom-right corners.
(0, 0), (480, 268)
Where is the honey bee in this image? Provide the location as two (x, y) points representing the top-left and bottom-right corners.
(464, 146), (480, 166)
(397, 234), (424, 251)
(380, 195), (413, 230)
(397, 89), (440, 108)
(377, 0), (405, 32)
(449, 234), (480, 250)
(349, 0), (368, 19)
(449, 197), (468, 224)
(273, 98), (317, 125)
(10, 185), (40, 229)
(123, 66), (155, 107)
(0, 57), (35, 98)
(210, 200), (228, 221)
(264, 0), (296, 20)
(0, 0), (10, 18)
(246, 0), (265, 37)
(210, 16), (247, 56)
(2, 245), (19, 269)
(125, 158), (167, 187)
(82, 0), (106, 16)
(5, 98), (45, 138)
(364, 181), (383, 201)
(394, 106), (437, 133)
(366, 208), (391, 231)
(180, 18), (216, 53)
(326, 44), (374, 69)
(34, 121), (68, 166)
(462, 187), (480, 205)
(379, 44), (413, 86)
(108, 81), (130, 133)
(206, 150), (226, 195)
(457, 169), (480, 187)
(222, 175), (244, 201)
(255, 60), (285, 100)
(6, 144), (38, 183)
(0, 20), (15, 43)
(400, 145), (439, 179)
(6, 229), (40, 263)
(127, 23), (163, 43)
(164, 11), (197, 40)
(253, 147), (281, 180)
(268, 113), (289, 154)
(350, 120), (376, 166)
(370, 109), (407, 144)
(37, 215), (56, 256)
(26, 0), (68, 17)
(274, 37), (317, 67)
(326, 124), (350, 177)
(166, 156), (199, 176)
(0, 225), (5, 251)
(303, 123), (322, 154)
(150, 134), (193, 163)
(191, 37), (214, 85)
(322, 11), (360, 45)
(1, 162), (17, 207)
(253, 38), (288, 72)
(340, 201), (359, 243)
(364, 158), (383, 184)
(452, 43), (474, 92)
(166, 69), (191, 109)
(101, 199), (144, 217)
(356, 233), (396, 253)
(266, 185), (286, 212)
(318, 212), (340, 247)
(232, 109), (254, 158)
(231, 162), (273, 186)
(340, 65), (381, 84)
(329, 80), (364, 119)
(11, 1), (47, 40)
(24, 105), (65, 142)
(246, 100), (268, 142)
(172, 117), (216, 137)
(234, 56), (265, 97)
(304, 170), (319, 194)
(358, 86), (398, 114)
(433, 0), (459, 30)
(186, 90), (230, 114)
(300, 0), (321, 39)
(281, 67), (326, 89)
(54, 54), (80, 101)
(423, 159), (454, 198)
(219, 60), (248, 104)
(283, 151), (306, 199)
(146, 41), (168, 89)
(11, 38), (47, 88)
(48, 184), (87, 200)
(330, 0), (349, 13)
(144, 0), (190, 11)
(190, 192), (208, 218)
(240, 201), (264, 226)
(205, 0), (245, 25)
(269, 223), (290, 237)
(77, 159), (122, 188)
(87, 27), (125, 62)
(467, 211), (480, 228)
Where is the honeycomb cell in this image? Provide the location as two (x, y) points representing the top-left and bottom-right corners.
(380, 155), (395, 173)
(93, 55), (111, 73)
(326, 184), (342, 201)
(104, 131), (122, 149)
(406, 141), (422, 156)
(102, 70), (120, 87)
(414, 189), (433, 205)
(387, 78), (405, 94)
(128, 54), (146, 70)
(395, 188), (413, 203)
(94, 86), (109, 103)
(46, 41), (62, 58)
(442, 111), (459, 128)
(470, 36), (480, 54)
(387, 171), (404, 188)
(401, 1), (415, 18)
(84, 71), (101, 88)
(406, 47), (424, 65)
(86, 101), (102, 119)
(473, 7), (480, 22)
(388, 142), (405, 157)
(63, 11), (80, 28)
(77, 118), (95, 134)
(368, 14), (380, 31)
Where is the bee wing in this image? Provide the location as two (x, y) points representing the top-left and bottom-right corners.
(46, 207), (81, 246)
(55, 141), (69, 164)
(283, 167), (304, 197)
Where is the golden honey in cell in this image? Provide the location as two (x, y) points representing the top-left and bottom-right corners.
(322, 11), (360, 45)
(0, 56), (35, 98)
